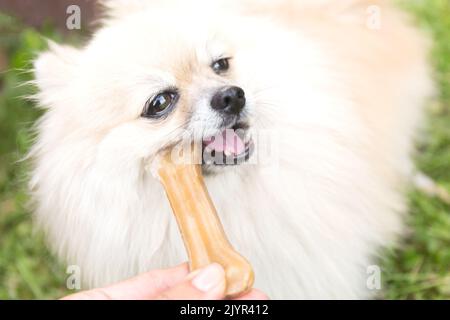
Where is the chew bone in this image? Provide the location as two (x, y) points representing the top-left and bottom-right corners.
(155, 151), (254, 298)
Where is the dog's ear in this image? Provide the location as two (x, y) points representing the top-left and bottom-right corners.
(33, 41), (80, 108)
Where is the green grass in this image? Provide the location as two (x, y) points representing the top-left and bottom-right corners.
(381, 0), (450, 299)
(0, 13), (70, 299)
(0, 1), (449, 299)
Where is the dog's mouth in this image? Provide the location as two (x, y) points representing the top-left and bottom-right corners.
(202, 122), (254, 166)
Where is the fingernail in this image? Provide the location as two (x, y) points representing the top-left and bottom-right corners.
(191, 263), (225, 292)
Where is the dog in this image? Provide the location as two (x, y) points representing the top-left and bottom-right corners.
(29, 0), (433, 299)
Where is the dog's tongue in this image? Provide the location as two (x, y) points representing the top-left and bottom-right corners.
(205, 129), (246, 156)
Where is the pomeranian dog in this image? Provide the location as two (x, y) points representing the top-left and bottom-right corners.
(29, 0), (432, 299)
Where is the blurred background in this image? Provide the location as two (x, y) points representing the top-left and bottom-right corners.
(0, 0), (449, 299)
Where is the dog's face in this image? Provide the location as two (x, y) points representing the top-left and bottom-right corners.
(34, 1), (327, 182)
(34, 5), (273, 178)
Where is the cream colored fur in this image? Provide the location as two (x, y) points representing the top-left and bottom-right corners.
(30, 0), (433, 299)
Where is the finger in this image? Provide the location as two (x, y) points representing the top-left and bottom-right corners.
(156, 263), (226, 300)
(234, 288), (270, 300)
(62, 263), (189, 300)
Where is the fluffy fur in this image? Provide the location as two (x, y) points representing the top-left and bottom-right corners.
(30, 0), (433, 299)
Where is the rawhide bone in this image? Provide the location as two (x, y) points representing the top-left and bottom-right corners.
(154, 149), (254, 298)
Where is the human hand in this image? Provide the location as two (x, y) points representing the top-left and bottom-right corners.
(62, 263), (268, 300)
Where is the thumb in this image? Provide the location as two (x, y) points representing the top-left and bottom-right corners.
(156, 263), (226, 300)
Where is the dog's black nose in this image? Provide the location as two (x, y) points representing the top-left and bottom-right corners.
(210, 86), (246, 115)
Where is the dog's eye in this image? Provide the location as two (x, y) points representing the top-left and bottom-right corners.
(142, 91), (178, 119)
(211, 58), (230, 74)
